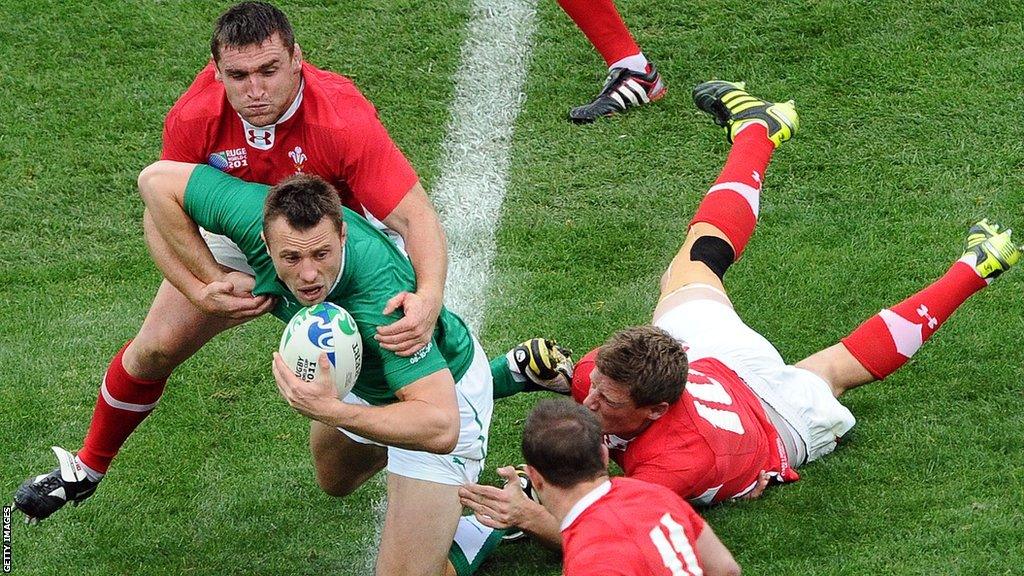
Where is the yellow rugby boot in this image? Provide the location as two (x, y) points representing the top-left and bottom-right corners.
(961, 218), (1020, 281)
(692, 80), (799, 147)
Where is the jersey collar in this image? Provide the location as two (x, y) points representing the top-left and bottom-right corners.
(238, 78), (305, 151)
(560, 479), (612, 532)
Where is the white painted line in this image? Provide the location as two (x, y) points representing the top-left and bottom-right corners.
(361, 0), (537, 570)
(433, 0), (539, 333)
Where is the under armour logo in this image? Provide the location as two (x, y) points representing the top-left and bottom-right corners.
(752, 171), (762, 186)
(916, 304), (938, 329)
(247, 129), (272, 146)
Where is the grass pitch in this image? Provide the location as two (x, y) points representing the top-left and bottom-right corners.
(3, 1), (1024, 575)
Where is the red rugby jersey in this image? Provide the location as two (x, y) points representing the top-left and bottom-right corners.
(161, 61), (418, 220)
(573, 347), (797, 506)
(562, 477), (706, 576)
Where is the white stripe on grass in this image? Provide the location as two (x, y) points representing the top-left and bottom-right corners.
(360, 0), (537, 571)
(433, 0), (538, 332)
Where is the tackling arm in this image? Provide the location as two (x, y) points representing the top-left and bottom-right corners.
(138, 160), (224, 284)
(271, 352), (460, 454)
(457, 466), (564, 549)
(138, 161), (272, 319)
(375, 182), (449, 355)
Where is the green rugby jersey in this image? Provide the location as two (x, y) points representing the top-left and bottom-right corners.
(183, 164), (474, 405)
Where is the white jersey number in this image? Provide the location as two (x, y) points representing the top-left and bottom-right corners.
(649, 513), (703, 576)
(687, 369), (744, 435)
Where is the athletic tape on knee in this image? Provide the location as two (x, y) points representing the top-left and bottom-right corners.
(690, 236), (735, 280)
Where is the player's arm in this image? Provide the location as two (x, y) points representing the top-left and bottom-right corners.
(374, 181), (448, 356)
(336, 98), (448, 357)
(138, 161), (223, 283)
(138, 160), (272, 319)
(696, 524), (742, 576)
(271, 353), (459, 454)
(458, 466), (563, 549)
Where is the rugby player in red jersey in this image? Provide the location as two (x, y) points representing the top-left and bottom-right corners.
(14, 1), (454, 521)
(457, 81), (1020, 562)
(524, 399), (740, 576)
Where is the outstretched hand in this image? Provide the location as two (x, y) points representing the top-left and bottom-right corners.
(197, 270), (275, 320)
(375, 290), (442, 356)
(458, 466), (540, 530)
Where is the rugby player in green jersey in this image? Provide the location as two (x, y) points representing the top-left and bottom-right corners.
(137, 160), (566, 576)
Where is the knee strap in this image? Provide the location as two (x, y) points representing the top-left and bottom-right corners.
(690, 236), (735, 280)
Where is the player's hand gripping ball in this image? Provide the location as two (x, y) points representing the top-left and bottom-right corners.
(279, 302), (363, 397)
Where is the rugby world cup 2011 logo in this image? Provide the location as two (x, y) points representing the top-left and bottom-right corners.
(305, 303), (359, 367)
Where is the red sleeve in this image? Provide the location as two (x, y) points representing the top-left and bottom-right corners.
(571, 348), (600, 403)
(335, 102), (418, 220)
(564, 545), (635, 576)
(161, 110), (206, 162)
(680, 499), (705, 539)
(628, 458), (703, 502)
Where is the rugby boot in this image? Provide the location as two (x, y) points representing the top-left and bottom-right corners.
(569, 64), (666, 123)
(692, 80), (798, 146)
(14, 446), (99, 523)
(961, 218), (1020, 281)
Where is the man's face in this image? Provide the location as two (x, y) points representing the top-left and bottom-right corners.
(582, 367), (653, 438)
(265, 216), (344, 306)
(214, 33), (302, 127)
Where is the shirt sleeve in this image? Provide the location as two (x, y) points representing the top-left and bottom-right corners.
(161, 108), (207, 163)
(564, 546), (636, 576)
(182, 165), (267, 249)
(358, 321), (448, 394)
(334, 99), (418, 220)
(681, 500), (705, 539)
(628, 459), (703, 503)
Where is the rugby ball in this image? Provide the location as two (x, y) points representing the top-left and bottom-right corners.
(512, 465), (542, 505)
(278, 302), (363, 397)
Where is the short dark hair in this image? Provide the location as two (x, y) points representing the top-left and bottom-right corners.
(211, 1), (295, 62)
(263, 174), (343, 239)
(596, 325), (688, 407)
(522, 399), (605, 489)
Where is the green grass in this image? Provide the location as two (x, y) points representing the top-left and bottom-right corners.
(3, 0), (1024, 574)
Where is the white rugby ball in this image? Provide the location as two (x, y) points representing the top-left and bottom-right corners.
(278, 302), (363, 397)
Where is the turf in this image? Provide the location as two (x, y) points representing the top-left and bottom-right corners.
(3, 0), (1024, 574)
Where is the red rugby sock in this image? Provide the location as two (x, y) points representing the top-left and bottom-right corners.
(841, 261), (988, 379)
(690, 123), (775, 258)
(557, 0), (641, 67)
(78, 342), (167, 474)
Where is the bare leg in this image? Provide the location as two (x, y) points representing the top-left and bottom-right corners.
(78, 279), (252, 473)
(652, 222), (734, 322)
(795, 344), (874, 398)
(376, 473), (463, 576)
(309, 421), (387, 497)
(123, 279), (248, 379)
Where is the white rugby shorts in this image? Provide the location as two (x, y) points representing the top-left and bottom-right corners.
(654, 288), (855, 466)
(337, 338), (493, 486)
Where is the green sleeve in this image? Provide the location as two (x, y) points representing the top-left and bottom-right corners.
(359, 322), (450, 395)
(383, 339), (450, 393)
(182, 164), (268, 245)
